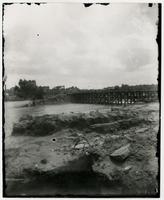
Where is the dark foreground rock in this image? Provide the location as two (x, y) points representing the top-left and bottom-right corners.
(12, 107), (151, 136)
(110, 144), (130, 161)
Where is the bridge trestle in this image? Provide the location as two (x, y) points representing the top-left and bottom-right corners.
(70, 90), (158, 105)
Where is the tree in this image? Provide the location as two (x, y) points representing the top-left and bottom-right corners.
(35, 86), (45, 99)
(121, 84), (129, 91)
(14, 79), (44, 99)
(114, 85), (120, 90)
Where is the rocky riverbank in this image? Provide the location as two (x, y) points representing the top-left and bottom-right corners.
(5, 103), (159, 196)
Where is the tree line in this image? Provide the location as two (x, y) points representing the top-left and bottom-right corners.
(14, 79), (45, 100)
(11, 79), (158, 100)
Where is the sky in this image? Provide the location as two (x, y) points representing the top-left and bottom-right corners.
(3, 3), (158, 89)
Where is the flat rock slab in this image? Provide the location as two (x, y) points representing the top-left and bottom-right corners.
(110, 144), (130, 161)
(90, 118), (145, 133)
(5, 132), (93, 178)
(135, 127), (148, 133)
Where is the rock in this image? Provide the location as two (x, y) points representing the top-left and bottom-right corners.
(135, 127), (148, 133)
(12, 118), (57, 136)
(93, 162), (132, 181)
(12, 120), (31, 135)
(92, 157), (122, 181)
(74, 143), (85, 149)
(90, 118), (146, 133)
(90, 137), (104, 147)
(74, 142), (89, 150)
(123, 165), (132, 173)
(5, 132), (93, 178)
(124, 135), (134, 141)
(110, 144), (130, 161)
(110, 135), (120, 139)
(90, 119), (131, 132)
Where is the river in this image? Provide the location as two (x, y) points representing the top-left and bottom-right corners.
(4, 101), (110, 148)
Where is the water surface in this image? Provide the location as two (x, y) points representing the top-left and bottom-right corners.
(5, 101), (110, 147)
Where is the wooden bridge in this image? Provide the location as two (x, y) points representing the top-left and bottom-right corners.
(69, 90), (158, 105)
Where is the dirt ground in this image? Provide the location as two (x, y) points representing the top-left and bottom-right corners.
(5, 102), (159, 197)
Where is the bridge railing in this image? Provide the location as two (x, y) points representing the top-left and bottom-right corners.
(69, 90), (158, 105)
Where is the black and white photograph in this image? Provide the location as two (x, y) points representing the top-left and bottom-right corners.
(2, 2), (161, 197)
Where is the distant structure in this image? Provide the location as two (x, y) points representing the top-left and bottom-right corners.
(5, 83), (158, 105)
(69, 85), (158, 105)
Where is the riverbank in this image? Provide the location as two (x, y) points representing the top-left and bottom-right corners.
(5, 102), (159, 196)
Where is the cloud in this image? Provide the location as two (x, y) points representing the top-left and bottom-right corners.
(117, 40), (156, 72)
(4, 3), (158, 89)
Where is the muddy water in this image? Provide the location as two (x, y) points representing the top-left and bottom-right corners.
(5, 101), (110, 136)
(5, 101), (110, 147)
